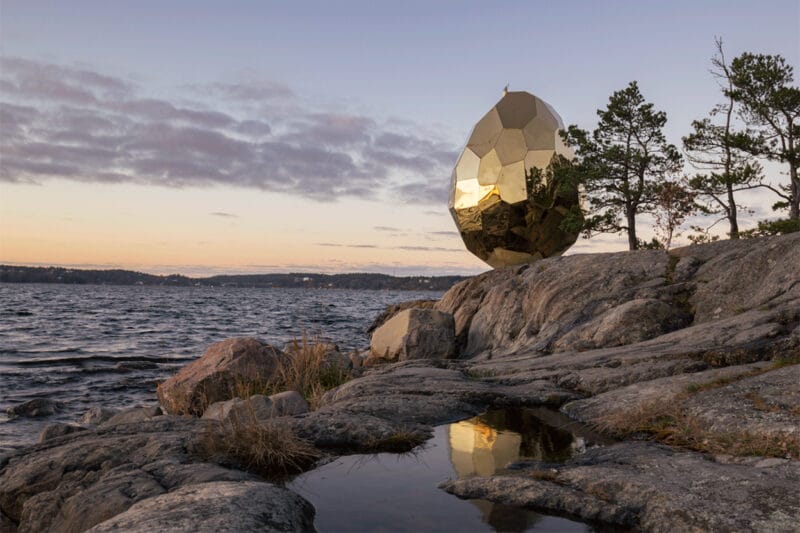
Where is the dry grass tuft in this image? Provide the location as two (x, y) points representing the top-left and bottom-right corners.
(596, 396), (800, 460)
(196, 402), (321, 480)
(268, 334), (353, 409)
(744, 392), (782, 413)
(366, 429), (429, 453)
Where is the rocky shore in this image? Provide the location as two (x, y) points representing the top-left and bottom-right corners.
(2, 233), (798, 532)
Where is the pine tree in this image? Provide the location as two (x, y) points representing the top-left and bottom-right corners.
(563, 82), (683, 250)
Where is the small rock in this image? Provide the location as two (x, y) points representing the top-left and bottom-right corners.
(80, 406), (120, 425)
(201, 398), (239, 421)
(202, 392), (308, 423)
(5, 398), (62, 419)
(202, 395), (274, 422)
(370, 308), (456, 362)
(269, 391), (309, 416)
(38, 423), (85, 443)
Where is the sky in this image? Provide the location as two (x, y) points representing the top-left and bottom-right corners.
(1, 0), (798, 276)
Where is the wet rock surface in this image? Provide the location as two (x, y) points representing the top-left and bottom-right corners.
(441, 442), (800, 532)
(5, 399), (63, 419)
(2, 234), (799, 532)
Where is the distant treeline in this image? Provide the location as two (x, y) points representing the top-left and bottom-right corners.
(0, 265), (468, 291)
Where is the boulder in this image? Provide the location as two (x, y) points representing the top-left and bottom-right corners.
(367, 299), (438, 333)
(370, 309), (456, 362)
(157, 337), (284, 416)
(87, 481), (315, 532)
(5, 398), (62, 419)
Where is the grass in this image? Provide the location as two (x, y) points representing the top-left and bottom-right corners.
(196, 400), (321, 480)
(685, 353), (800, 394)
(365, 428), (429, 453)
(266, 334), (354, 409)
(464, 368), (497, 380)
(596, 394), (800, 460)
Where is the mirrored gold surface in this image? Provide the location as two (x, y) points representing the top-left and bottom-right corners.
(449, 90), (581, 268)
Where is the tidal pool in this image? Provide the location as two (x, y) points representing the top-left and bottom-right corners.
(287, 407), (612, 532)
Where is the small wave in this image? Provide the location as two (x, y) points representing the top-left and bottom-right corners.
(1, 347), (85, 357)
(5, 354), (195, 367)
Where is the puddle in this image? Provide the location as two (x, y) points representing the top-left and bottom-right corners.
(287, 408), (612, 532)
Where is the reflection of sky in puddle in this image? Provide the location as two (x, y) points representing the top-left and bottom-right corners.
(288, 408), (604, 532)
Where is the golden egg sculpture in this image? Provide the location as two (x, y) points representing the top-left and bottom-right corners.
(449, 90), (581, 268)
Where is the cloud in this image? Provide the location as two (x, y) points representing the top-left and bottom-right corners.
(395, 245), (462, 252)
(428, 230), (459, 237)
(0, 56), (457, 203)
(373, 226), (400, 232)
(207, 80), (294, 101)
(210, 212), (238, 218)
(392, 180), (451, 205)
(316, 242), (461, 253)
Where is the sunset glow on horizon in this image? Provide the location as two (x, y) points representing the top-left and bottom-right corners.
(1, 1), (798, 276)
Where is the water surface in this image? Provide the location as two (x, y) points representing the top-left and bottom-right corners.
(288, 408), (611, 532)
(0, 283), (440, 452)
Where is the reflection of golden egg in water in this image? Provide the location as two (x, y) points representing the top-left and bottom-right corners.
(448, 419), (522, 478)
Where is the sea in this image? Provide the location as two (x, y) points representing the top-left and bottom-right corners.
(0, 282), (441, 454)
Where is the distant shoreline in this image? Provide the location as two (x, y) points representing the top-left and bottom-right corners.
(0, 265), (468, 291)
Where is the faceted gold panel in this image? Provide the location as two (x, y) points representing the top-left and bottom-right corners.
(494, 129), (527, 165)
(497, 161), (526, 204)
(455, 148), (480, 182)
(523, 114), (558, 150)
(495, 91), (538, 129)
(467, 108), (503, 157)
(449, 90), (580, 269)
(477, 149), (502, 186)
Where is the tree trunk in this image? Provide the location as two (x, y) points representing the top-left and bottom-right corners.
(790, 163), (799, 220)
(626, 210), (638, 250)
(727, 183), (739, 239)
